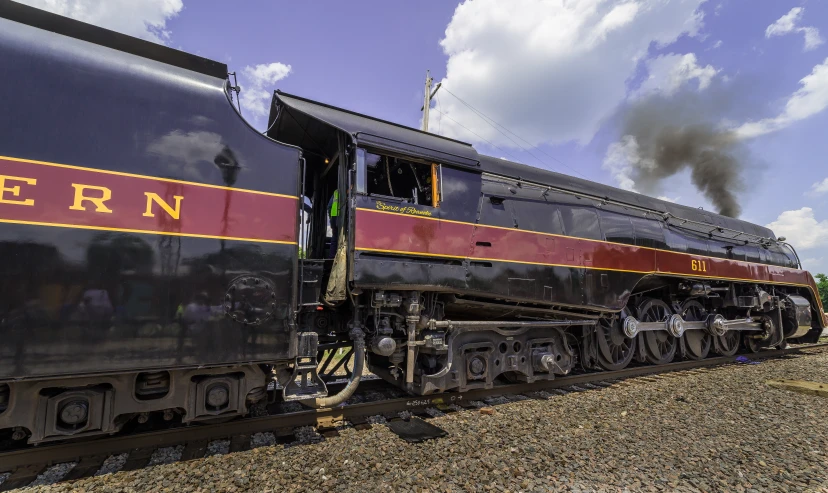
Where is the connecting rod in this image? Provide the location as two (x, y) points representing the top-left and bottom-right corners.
(622, 313), (763, 339)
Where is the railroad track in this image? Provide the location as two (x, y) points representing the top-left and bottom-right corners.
(1, 343), (825, 491)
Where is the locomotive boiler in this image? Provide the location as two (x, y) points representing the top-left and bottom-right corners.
(0, 2), (824, 444)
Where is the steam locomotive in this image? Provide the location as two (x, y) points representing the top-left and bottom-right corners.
(0, 3), (823, 444)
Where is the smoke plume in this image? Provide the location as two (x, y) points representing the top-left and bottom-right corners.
(604, 92), (749, 217)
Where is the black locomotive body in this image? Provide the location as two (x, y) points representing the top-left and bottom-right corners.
(0, 4), (299, 442)
(0, 3), (824, 444)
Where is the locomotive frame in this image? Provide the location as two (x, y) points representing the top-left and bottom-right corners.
(0, 2), (824, 444)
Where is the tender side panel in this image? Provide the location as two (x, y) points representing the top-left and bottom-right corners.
(0, 17), (300, 379)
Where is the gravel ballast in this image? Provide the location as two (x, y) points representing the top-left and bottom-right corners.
(12, 348), (828, 492)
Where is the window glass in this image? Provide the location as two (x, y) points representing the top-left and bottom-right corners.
(599, 211), (634, 245)
(355, 149), (368, 194)
(560, 206), (602, 240)
(510, 199), (564, 234)
(365, 152), (435, 206)
(630, 217), (666, 249)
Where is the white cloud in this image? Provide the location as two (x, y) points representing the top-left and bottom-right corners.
(766, 8), (803, 37)
(766, 207), (828, 250)
(710, 39), (722, 49)
(765, 7), (824, 51)
(14, 0), (183, 44)
(811, 178), (828, 195)
(634, 53), (719, 97)
(239, 62), (292, 124)
(430, 0), (706, 147)
(735, 57), (828, 139)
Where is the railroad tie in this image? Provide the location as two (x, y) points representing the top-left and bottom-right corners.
(347, 415), (373, 430)
(229, 434), (251, 453)
(409, 408), (432, 420)
(0, 464), (47, 491)
(62, 455), (108, 481)
(180, 440), (209, 461)
(273, 428), (297, 445)
(120, 448), (155, 471)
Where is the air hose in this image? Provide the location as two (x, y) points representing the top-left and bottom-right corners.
(302, 327), (365, 408)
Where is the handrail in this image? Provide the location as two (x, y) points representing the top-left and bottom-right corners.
(481, 172), (780, 247)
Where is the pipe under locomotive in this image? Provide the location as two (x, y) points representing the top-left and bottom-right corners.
(0, 3), (824, 444)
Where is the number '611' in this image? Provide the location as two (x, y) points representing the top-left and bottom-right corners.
(691, 259), (708, 272)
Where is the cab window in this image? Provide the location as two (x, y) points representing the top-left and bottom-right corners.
(358, 149), (438, 207)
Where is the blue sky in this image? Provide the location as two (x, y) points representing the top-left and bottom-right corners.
(15, 0), (828, 274)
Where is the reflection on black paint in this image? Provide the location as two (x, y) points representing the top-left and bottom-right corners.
(0, 21), (299, 379)
(0, 230), (296, 378)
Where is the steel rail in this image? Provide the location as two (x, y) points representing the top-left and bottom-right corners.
(1, 343), (825, 473)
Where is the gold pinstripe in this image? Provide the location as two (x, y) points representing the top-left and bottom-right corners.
(0, 155), (299, 200)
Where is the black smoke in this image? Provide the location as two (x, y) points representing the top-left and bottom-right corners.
(616, 91), (750, 218)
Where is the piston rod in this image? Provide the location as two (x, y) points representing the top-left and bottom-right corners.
(428, 319), (598, 330)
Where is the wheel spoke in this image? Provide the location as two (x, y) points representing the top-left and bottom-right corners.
(638, 298), (677, 365)
(680, 300), (711, 360)
(595, 317), (636, 371)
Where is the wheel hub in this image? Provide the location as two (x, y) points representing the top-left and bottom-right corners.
(666, 314), (685, 338)
(623, 316), (639, 338)
(707, 314), (727, 336)
(468, 355), (487, 377)
(59, 400), (88, 425)
(206, 384), (230, 408)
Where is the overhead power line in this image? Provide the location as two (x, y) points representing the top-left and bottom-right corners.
(439, 86), (587, 179)
(431, 108), (523, 163)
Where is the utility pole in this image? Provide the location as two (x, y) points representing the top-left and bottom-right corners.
(420, 70), (441, 132)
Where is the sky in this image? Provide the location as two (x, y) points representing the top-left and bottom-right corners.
(13, 0), (828, 274)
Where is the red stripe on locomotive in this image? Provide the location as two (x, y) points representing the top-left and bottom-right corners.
(355, 208), (822, 310)
(0, 156), (297, 243)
